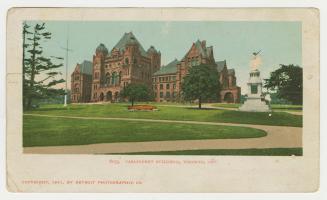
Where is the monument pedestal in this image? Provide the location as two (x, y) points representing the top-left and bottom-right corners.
(239, 97), (270, 112)
(239, 69), (271, 112)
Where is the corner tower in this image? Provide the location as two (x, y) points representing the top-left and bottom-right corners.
(91, 43), (108, 101)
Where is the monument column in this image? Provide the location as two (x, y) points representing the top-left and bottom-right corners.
(239, 52), (271, 112)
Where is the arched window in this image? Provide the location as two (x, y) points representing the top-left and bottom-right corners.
(105, 72), (110, 85)
(94, 72), (99, 79)
(125, 58), (129, 64)
(111, 72), (117, 85)
(74, 83), (79, 93)
(119, 71), (122, 84)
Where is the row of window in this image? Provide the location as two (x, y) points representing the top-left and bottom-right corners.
(153, 76), (176, 83)
(105, 58), (139, 68)
(159, 91), (177, 99)
(71, 95), (80, 101)
(153, 83), (176, 90)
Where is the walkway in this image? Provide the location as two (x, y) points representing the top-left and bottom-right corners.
(23, 114), (302, 154)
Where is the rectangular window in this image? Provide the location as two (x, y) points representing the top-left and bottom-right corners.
(160, 84), (163, 90)
(166, 92), (170, 98)
(166, 83), (170, 89)
(173, 83), (176, 89)
(251, 85), (258, 94)
(160, 92), (163, 98)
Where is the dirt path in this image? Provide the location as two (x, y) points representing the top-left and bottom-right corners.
(23, 114), (302, 154)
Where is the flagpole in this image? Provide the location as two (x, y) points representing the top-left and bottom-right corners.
(63, 25), (70, 107)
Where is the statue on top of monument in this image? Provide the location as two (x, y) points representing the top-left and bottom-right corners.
(250, 50), (262, 71)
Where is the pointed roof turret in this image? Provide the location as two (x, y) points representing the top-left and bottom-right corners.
(96, 43), (108, 55)
(111, 32), (147, 56)
(147, 45), (159, 54)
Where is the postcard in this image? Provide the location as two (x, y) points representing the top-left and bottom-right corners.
(6, 8), (319, 192)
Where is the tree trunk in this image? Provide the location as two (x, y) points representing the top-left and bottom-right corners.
(199, 96), (202, 109)
(27, 28), (37, 110)
(131, 99), (134, 107)
(22, 26), (26, 109)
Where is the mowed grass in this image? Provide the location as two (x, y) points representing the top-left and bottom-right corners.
(23, 115), (267, 147)
(117, 148), (303, 156)
(212, 103), (302, 112)
(24, 103), (302, 127)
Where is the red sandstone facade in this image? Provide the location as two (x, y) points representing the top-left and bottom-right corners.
(217, 60), (241, 103)
(71, 61), (93, 103)
(90, 32), (161, 102)
(71, 34), (240, 104)
(152, 40), (241, 103)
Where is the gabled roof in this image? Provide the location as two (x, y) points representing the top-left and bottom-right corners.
(96, 43), (108, 54)
(153, 59), (179, 76)
(183, 40), (214, 60)
(194, 40), (207, 57)
(147, 45), (160, 54)
(79, 60), (93, 75)
(216, 60), (226, 72)
(111, 32), (147, 56)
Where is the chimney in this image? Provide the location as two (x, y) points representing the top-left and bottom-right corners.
(201, 40), (206, 48)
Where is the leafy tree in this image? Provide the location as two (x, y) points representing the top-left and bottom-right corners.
(121, 83), (152, 106)
(181, 64), (221, 109)
(264, 64), (303, 105)
(23, 22), (65, 110)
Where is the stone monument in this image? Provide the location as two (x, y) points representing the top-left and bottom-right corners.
(239, 51), (271, 112)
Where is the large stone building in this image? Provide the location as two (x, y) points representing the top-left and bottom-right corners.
(70, 60), (93, 103)
(90, 32), (161, 102)
(71, 34), (240, 103)
(152, 40), (241, 103)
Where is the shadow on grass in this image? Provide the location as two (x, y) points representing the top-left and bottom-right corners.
(29, 107), (84, 112)
(274, 107), (302, 111)
(185, 107), (218, 110)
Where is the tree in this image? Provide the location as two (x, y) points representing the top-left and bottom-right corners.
(181, 64), (220, 109)
(264, 64), (303, 105)
(23, 22), (65, 110)
(120, 83), (152, 106)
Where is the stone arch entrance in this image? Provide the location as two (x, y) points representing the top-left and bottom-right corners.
(224, 92), (234, 103)
(106, 91), (112, 101)
(99, 92), (104, 101)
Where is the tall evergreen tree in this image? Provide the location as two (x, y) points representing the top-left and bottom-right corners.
(23, 22), (65, 110)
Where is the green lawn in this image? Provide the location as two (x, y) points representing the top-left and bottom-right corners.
(23, 115), (267, 147)
(212, 103), (302, 112)
(24, 103), (302, 127)
(117, 148), (303, 156)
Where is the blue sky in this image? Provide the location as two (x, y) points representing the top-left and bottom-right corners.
(26, 21), (302, 94)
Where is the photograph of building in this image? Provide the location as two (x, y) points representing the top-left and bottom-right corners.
(22, 19), (304, 158)
(152, 40), (241, 103)
(71, 35), (240, 103)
